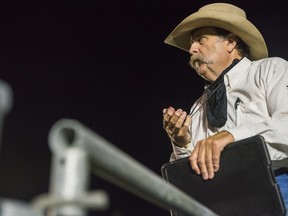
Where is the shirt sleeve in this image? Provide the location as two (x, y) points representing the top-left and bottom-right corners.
(169, 142), (193, 161)
(227, 57), (288, 159)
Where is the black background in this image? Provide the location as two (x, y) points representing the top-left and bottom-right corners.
(0, 1), (287, 215)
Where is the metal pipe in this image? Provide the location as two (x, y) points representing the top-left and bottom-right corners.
(47, 119), (218, 216)
(47, 146), (90, 216)
(0, 79), (13, 154)
(0, 198), (43, 216)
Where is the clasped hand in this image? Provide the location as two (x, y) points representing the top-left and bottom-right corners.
(163, 106), (192, 147)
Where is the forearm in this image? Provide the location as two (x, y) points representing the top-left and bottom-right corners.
(227, 120), (288, 159)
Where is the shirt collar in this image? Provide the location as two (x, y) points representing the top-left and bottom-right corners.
(224, 57), (252, 89)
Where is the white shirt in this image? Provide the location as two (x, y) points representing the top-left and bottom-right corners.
(171, 57), (288, 161)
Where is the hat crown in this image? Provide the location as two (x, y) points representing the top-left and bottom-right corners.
(199, 3), (246, 19)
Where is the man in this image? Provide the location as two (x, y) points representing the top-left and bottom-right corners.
(162, 3), (288, 211)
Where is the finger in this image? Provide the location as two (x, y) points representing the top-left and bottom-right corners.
(212, 143), (221, 172)
(166, 109), (182, 132)
(197, 140), (209, 180)
(170, 109), (182, 124)
(162, 108), (167, 115)
(163, 106), (174, 116)
(189, 143), (201, 175)
(163, 107), (175, 129)
(182, 114), (192, 134)
(174, 111), (187, 134)
(205, 140), (215, 179)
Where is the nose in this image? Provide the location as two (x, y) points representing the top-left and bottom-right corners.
(189, 41), (200, 55)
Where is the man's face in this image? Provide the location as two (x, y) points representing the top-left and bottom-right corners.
(189, 27), (231, 82)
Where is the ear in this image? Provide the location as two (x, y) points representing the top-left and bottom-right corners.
(226, 33), (238, 53)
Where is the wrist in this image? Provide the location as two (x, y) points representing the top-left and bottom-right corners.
(172, 140), (190, 148)
(220, 130), (235, 143)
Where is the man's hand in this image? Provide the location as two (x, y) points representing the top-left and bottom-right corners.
(189, 131), (234, 180)
(163, 106), (192, 147)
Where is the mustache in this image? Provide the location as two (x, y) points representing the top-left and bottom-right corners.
(189, 55), (213, 68)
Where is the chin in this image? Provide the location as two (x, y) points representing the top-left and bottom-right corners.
(197, 71), (211, 82)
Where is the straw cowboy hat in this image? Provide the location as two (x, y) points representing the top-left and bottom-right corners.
(164, 3), (268, 60)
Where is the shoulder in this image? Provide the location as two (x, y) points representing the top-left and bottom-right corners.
(249, 57), (288, 87)
(249, 57), (288, 77)
(252, 57), (288, 69)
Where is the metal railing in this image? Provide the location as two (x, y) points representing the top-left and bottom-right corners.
(30, 119), (217, 216)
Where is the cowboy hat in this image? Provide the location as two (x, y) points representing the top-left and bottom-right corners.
(164, 3), (268, 60)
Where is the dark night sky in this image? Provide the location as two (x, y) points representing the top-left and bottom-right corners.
(0, 1), (287, 216)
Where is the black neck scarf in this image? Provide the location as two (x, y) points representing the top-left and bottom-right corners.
(206, 59), (240, 128)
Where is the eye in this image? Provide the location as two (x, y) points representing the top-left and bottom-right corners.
(198, 36), (207, 45)
(190, 35), (207, 45)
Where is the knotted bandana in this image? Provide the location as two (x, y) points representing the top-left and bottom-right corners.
(206, 59), (240, 128)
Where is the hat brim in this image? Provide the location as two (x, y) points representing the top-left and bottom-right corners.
(164, 11), (268, 60)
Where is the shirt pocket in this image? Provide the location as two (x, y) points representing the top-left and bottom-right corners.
(238, 101), (267, 124)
